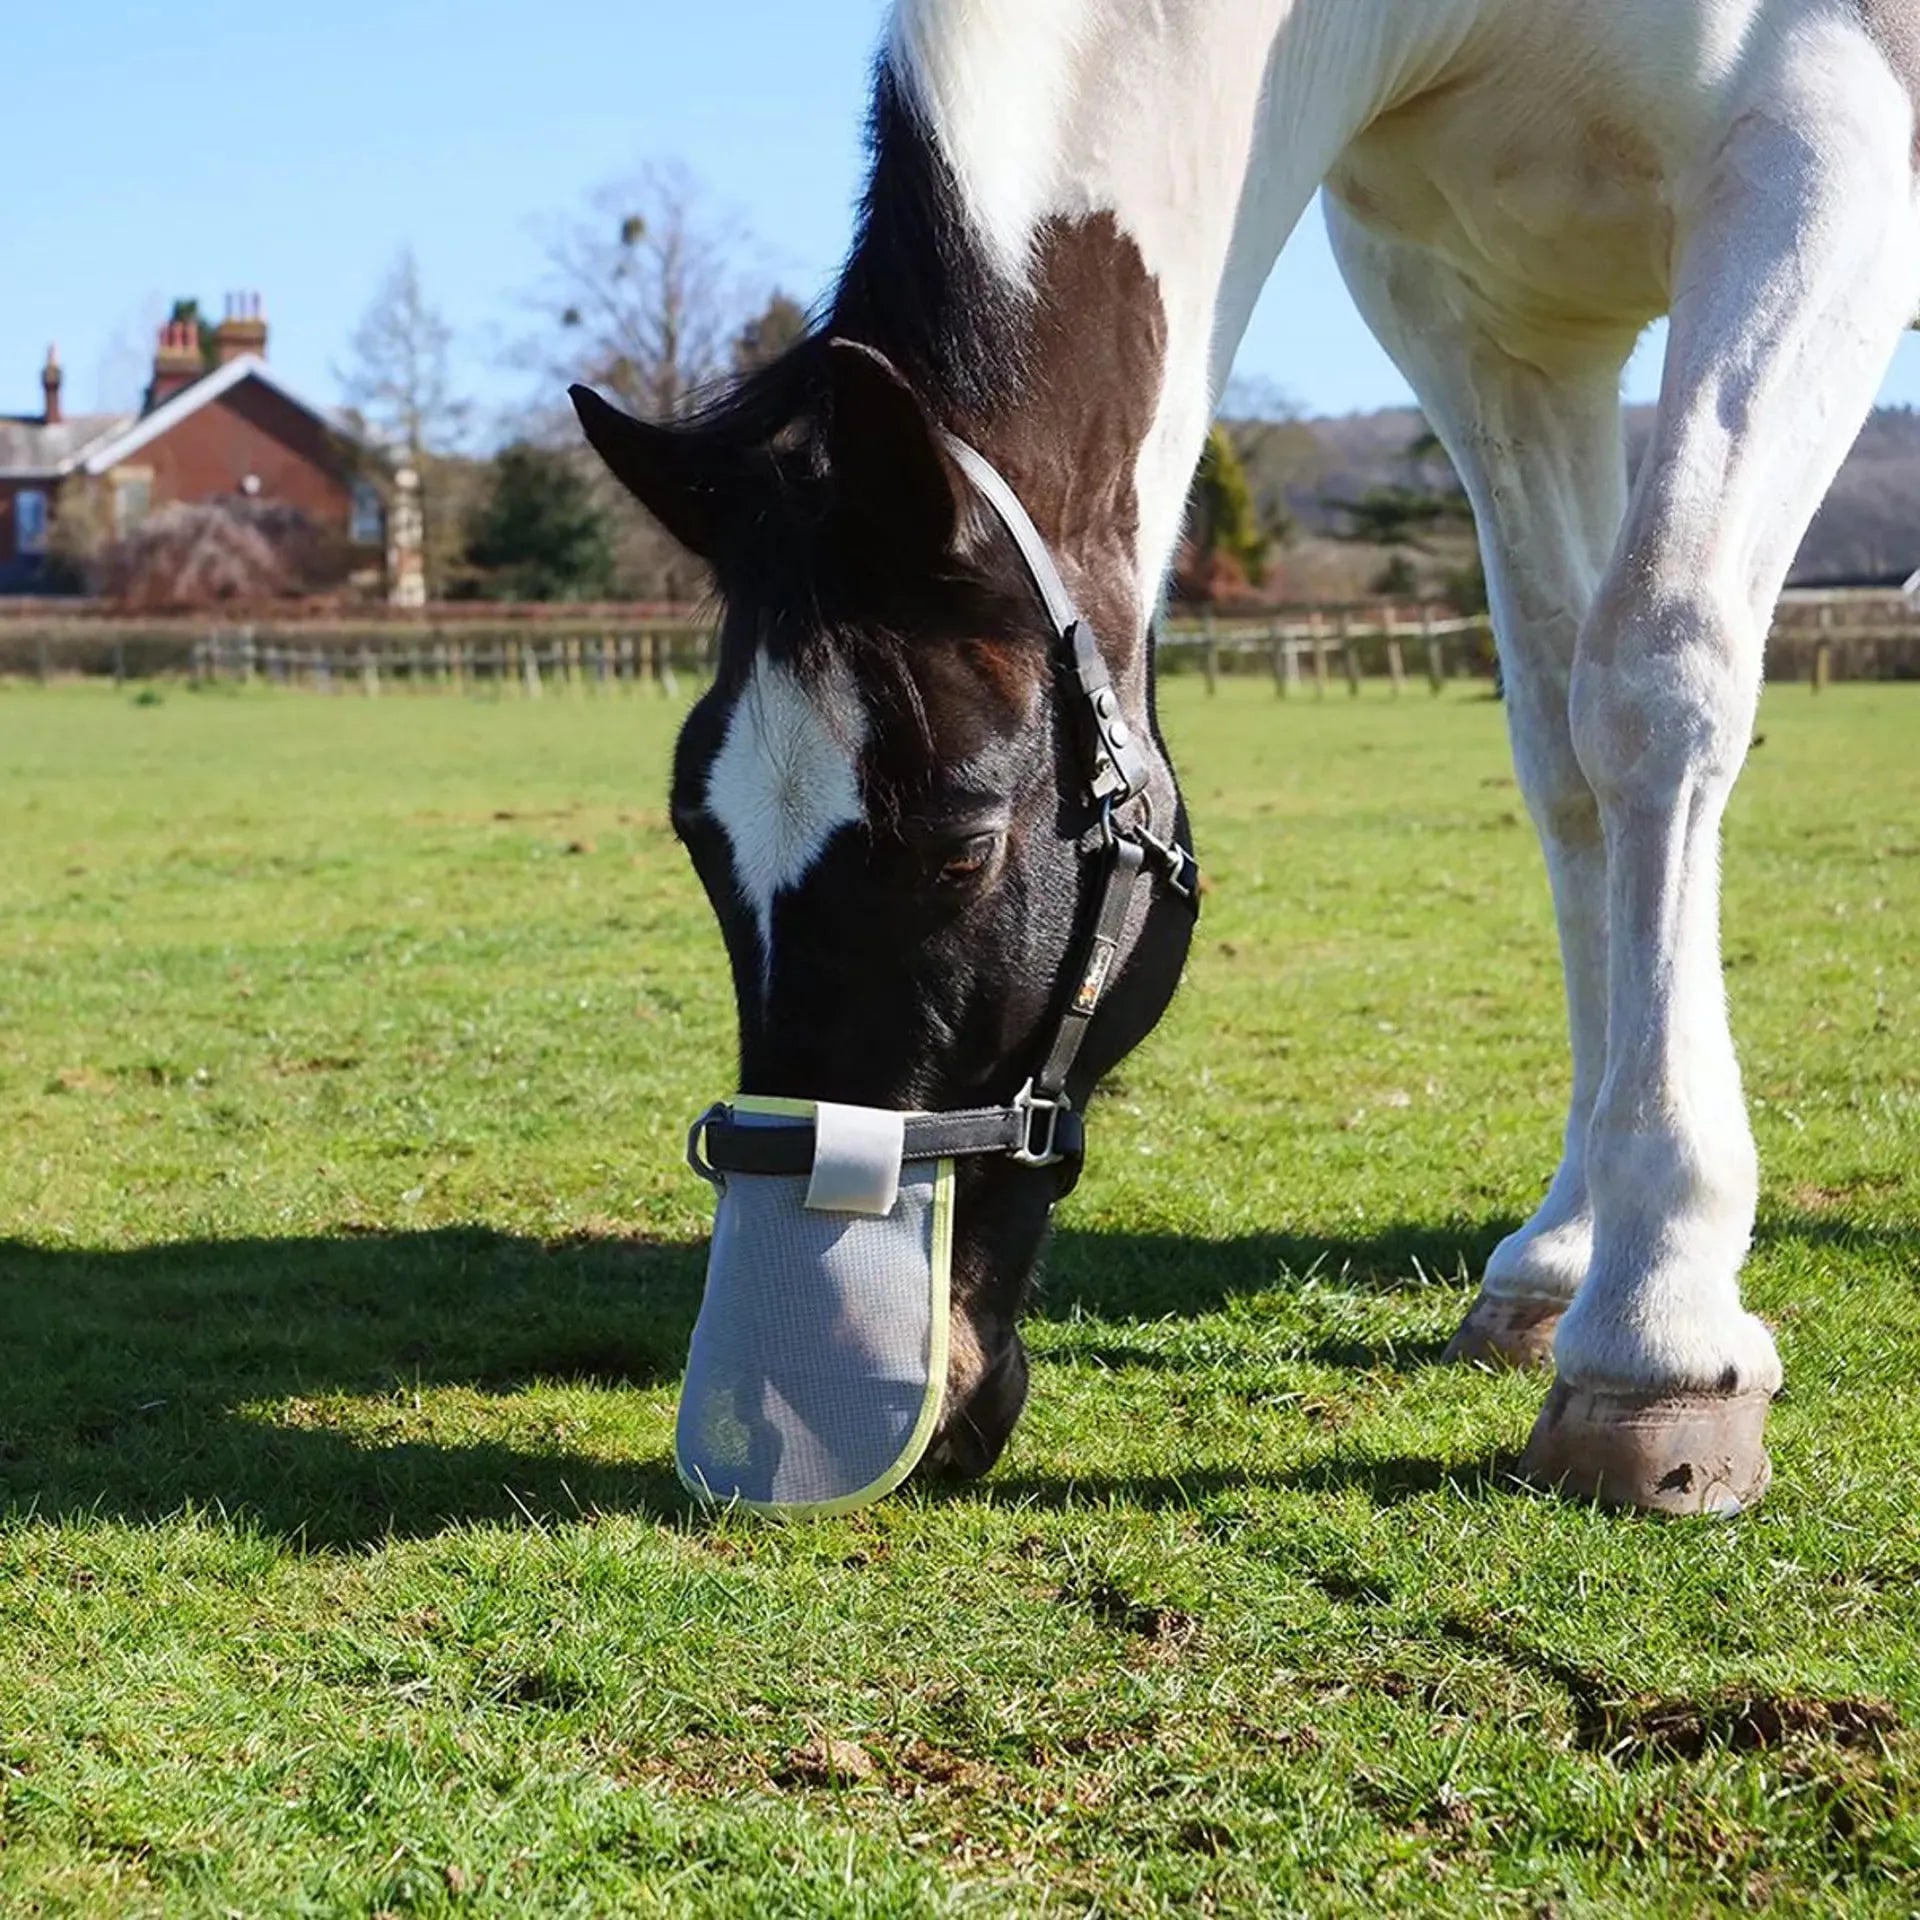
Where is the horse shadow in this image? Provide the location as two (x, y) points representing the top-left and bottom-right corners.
(0, 1208), (1903, 1547)
(0, 1228), (703, 1550)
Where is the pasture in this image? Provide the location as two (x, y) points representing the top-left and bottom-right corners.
(1, 676), (1916, 1915)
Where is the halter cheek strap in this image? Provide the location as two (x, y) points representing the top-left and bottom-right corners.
(692, 433), (1200, 1196)
(940, 435), (1154, 808)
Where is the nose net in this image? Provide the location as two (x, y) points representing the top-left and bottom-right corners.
(676, 1099), (953, 1515)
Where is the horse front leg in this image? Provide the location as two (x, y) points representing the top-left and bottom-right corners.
(1526, 56), (1920, 1511)
(1325, 198), (1633, 1370)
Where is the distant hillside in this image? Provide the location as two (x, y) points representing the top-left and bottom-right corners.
(1248, 404), (1920, 587)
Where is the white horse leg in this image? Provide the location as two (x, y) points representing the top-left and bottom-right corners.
(1326, 200), (1635, 1369)
(1527, 62), (1920, 1511)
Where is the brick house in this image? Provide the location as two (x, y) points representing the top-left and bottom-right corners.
(0, 296), (387, 595)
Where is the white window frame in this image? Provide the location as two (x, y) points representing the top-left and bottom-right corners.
(14, 487), (48, 556)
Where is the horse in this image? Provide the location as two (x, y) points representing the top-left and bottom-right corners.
(574, 0), (1920, 1514)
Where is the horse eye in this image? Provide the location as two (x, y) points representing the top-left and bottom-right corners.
(935, 832), (999, 886)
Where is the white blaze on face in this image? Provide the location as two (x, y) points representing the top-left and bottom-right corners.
(705, 652), (868, 995)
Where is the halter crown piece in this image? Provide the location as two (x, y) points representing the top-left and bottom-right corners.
(688, 434), (1200, 1196)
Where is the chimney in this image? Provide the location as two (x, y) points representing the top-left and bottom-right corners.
(214, 290), (269, 366)
(148, 316), (206, 410)
(41, 344), (62, 426)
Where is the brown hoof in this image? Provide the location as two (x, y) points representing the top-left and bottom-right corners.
(1444, 1291), (1564, 1371)
(1521, 1378), (1773, 1515)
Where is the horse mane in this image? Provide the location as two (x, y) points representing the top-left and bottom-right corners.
(834, 60), (1029, 425)
(662, 53), (1029, 479)
(650, 49), (1038, 713)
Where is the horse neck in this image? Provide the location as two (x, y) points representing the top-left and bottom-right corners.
(876, 0), (1469, 643)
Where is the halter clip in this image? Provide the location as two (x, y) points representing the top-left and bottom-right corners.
(1008, 1081), (1071, 1168)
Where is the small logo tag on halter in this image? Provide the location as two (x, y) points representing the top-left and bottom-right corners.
(1074, 936), (1118, 1014)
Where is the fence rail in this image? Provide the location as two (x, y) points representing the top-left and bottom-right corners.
(2, 589), (1915, 693)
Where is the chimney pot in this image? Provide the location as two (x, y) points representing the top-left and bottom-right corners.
(41, 343), (62, 427)
(148, 308), (210, 410)
(212, 288), (270, 366)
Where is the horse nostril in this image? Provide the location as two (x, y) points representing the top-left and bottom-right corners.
(922, 1335), (1031, 1482)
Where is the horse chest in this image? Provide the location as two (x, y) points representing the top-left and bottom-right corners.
(1328, 85), (1680, 341)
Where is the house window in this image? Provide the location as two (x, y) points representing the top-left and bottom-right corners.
(114, 476), (151, 537)
(14, 488), (48, 556)
(350, 479), (385, 546)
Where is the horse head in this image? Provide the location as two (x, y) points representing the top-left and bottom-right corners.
(575, 334), (1195, 1479)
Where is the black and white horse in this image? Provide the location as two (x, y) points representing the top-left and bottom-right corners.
(576, 0), (1920, 1512)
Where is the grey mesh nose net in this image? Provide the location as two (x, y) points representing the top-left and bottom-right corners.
(679, 1098), (954, 1514)
(671, 431), (1199, 1517)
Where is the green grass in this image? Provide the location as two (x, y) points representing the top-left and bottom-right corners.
(1, 676), (1917, 1917)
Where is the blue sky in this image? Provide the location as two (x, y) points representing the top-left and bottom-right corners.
(8, 0), (1918, 431)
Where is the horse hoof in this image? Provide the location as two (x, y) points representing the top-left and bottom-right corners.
(1521, 1378), (1773, 1515)
(1444, 1291), (1563, 1371)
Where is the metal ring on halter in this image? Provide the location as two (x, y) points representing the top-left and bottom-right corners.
(686, 1103), (727, 1187)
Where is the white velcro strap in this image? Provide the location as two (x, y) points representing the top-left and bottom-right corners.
(805, 1102), (905, 1216)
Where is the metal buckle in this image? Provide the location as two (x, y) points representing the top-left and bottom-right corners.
(1009, 1080), (1069, 1167)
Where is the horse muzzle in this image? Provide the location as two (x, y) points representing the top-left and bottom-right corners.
(680, 1096), (1045, 1514)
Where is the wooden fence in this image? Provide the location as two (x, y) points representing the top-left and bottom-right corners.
(187, 626), (710, 699)
(1158, 607), (1491, 695)
(1, 589), (1915, 694)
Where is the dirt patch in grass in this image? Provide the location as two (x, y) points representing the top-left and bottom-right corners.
(775, 1737), (877, 1788)
(1436, 1613), (1902, 1769)
(1055, 1577), (1200, 1654)
(45, 1068), (116, 1095)
(1597, 1691), (1899, 1767)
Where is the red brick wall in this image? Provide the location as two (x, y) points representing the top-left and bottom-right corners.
(126, 377), (354, 529)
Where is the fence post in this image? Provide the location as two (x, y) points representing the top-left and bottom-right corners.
(1202, 611), (1219, 695)
(1339, 609), (1360, 696)
(1422, 607), (1445, 693)
(1268, 623), (1288, 697)
(1309, 610), (1329, 697)
(1813, 602), (1833, 694)
(1384, 605), (1405, 696)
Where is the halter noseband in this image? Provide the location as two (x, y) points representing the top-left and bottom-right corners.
(689, 435), (1200, 1197)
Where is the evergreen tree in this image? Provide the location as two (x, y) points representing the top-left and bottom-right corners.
(464, 445), (615, 601)
(732, 293), (809, 375)
(1192, 425), (1272, 585)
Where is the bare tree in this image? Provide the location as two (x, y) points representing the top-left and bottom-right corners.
(338, 248), (472, 595)
(340, 247), (469, 455)
(521, 162), (752, 421)
(515, 163), (765, 599)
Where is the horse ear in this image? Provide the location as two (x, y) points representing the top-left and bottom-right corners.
(824, 339), (962, 562)
(570, 383), (758, 565)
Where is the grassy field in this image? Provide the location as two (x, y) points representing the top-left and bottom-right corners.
(1, 675), (1916, 1917)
